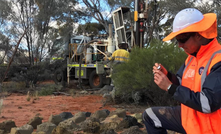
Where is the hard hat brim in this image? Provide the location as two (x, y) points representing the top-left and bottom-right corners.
(163, 13), (217, 41)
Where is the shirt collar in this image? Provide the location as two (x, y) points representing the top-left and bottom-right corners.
(195, 38), (217, 58)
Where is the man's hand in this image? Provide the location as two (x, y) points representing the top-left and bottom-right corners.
(154, 69), (172, 91)
(103, 57), (107, 60)
(153, 63), (168, 75)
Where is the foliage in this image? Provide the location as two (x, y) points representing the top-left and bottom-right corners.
(107, 0), (134, 9)
(112, 39), (187, 106)
(11, 62), (53, 88)
(0, 0), (12, 29)
(1, 81), (61, 96)
(0, 33), (11, 66)
(77, 23), (106, 35)
(1, 81), (26, 92)
(38, 84), (59, 96)
(0, 0), (85, 67)
(80, 0), (114, 33)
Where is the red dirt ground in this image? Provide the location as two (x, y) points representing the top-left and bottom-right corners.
(0, 93), (116, 127)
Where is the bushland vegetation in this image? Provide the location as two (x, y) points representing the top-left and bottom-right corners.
(112, 39), (187, 106)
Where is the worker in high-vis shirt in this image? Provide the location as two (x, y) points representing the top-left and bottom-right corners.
(108, 42), (129, 65)
(142, 8), (221, 134)
(104, 42), (129, 87)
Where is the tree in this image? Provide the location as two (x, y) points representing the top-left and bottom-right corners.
(77, 22), (106, 36)
(0, 33), (11, 64)
(0, 0), (89, 86)
(0, 1), (13, 64)
(79, 0), (114, 34)
(107, 0), (134, 9)
(0, 0), (12, 27)
(3, 0), (84, 65)
(34, 0), (82, 62)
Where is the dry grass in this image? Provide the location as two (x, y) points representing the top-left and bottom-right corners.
(0, 98), (3, 115)
(26, 90), (39, 102)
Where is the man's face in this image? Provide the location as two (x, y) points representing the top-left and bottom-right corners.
(176, 32), (201, 54)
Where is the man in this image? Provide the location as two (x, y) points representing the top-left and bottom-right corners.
(108, 42), (129, 64)
(142, 8), (221, 134)
(105, 42), (129, 86)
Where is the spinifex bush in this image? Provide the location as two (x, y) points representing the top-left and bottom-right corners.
(112, 39), (187, 106)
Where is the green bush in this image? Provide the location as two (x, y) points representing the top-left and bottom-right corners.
(11, 62), (53, 88)
(38, 87), (55, 96)
(112, 39), (187, 106)
(38, 84), (61, 96)
(1, 81), (26, 92)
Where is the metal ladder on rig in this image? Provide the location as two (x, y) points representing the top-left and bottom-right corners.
(112, 7), (131, 48)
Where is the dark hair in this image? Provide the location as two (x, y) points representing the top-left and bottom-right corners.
(118, 42), (128, 49)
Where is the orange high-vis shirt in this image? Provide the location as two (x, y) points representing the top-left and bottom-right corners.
(181, 38), (221, 134)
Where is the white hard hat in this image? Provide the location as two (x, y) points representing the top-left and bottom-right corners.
(163, 8), (217, 41)
(173, 8), (204, 32)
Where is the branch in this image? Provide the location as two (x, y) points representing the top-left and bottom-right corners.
(82, 0), (105, 23)
(1, 30), (27, 83)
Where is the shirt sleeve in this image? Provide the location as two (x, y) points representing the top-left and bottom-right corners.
(167, 64), (185, 95)
(167, 63), (185, 85)
(108, 51), (116, 61)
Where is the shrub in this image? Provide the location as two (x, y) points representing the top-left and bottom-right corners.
(112, 39), (187, 106)
(38, 84), (61, 96)
(11, 62), (53, 88)
(38, 87), (55, 96)
(1, 81), (26, 92)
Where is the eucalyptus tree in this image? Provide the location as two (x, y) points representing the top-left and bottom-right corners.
(0, 33), (10, 64)
(5, 0), (84, 65)
(77, 22), (105, 36)
(107, 0), (134, 9)
(8, 0), (37, 65)
(0, 1), (13, 64)
(0, 0), (12, 30)
(34, 0), (82, 62)
(79, 0), (115, 34)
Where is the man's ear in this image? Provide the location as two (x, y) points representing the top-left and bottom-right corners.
(196, 32), (212, 45)
(195, 33), (202, 39)
(195, 33), (204, 44)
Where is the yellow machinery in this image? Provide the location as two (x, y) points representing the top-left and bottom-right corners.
(54, 7), (134, 89)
